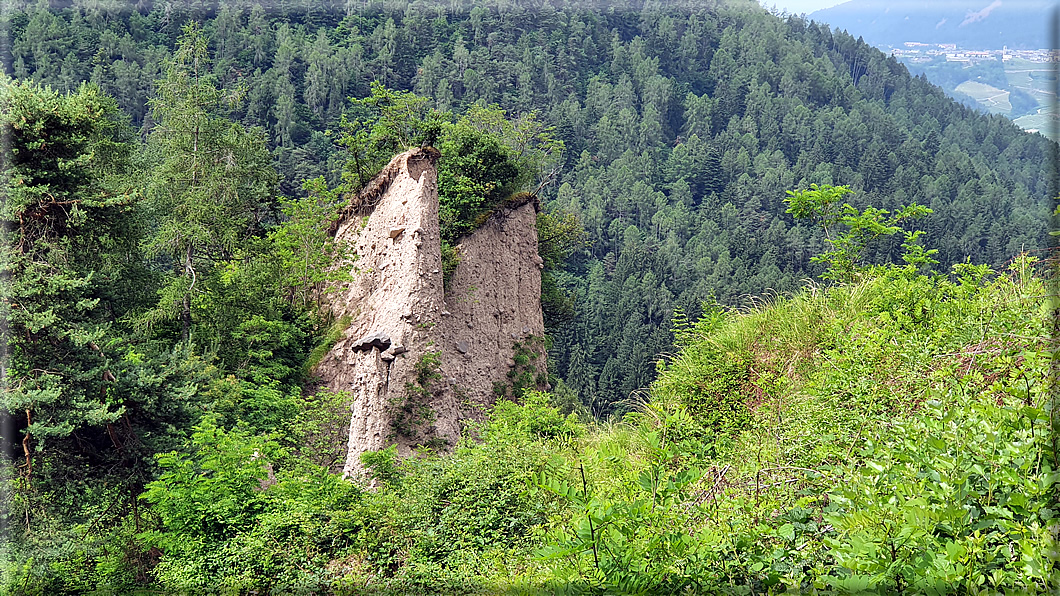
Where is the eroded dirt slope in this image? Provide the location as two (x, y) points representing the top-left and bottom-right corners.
(314, 149), (546, 478)
(438, 197), (547, 417)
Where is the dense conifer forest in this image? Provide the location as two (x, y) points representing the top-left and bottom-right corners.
(0, 0), (1057, 593)
(5, 0), (1054, 408)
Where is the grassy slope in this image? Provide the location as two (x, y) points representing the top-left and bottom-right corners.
(954, 81), (1011, 113)
(335, 258), (1056, 594)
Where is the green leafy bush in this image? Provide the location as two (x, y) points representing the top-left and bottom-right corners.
(489, 391), (581, 440)
(137, 413), (363, 593)
(440, 240), (461, 292)
(824, 387), (1056, 594)
(339, 82), (444, 189)
(340, 86), (562, 246)
(267, 176), (353, 310)
(436, 118), (522, 242)
(337, 396), (576, 592)
(536, 425), (715, 594)
(785, 184), (932, 281)
(361, 445), (402, 486)
(283, 388), (352, 473)
(392, 352), (442, 439)
(652, 340), (754, 443)
(141, 417), (280, 547)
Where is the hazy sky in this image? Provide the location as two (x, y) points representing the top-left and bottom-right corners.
(759, 0), (847, 16)
(761, 0), (1054, 18)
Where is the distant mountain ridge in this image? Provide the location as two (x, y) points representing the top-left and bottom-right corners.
(809, 0), (1052, 49)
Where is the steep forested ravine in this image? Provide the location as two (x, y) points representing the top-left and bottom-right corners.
(1, 1), (1057, 593)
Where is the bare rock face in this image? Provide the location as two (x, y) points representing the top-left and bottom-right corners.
(314, 148), (546, 479)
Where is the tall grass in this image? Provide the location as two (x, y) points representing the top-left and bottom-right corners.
(527, 260), (1054, 592)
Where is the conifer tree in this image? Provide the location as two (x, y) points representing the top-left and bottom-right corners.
(143, 23), (275, 342)
(0, 78), (138, 481)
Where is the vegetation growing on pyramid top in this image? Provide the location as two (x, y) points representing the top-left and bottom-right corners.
(339, 82), (563, 243)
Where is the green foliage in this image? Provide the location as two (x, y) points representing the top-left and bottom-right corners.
(786, 184), (933, 281)
(653, 300), (754, 448)
(546, 378), (592, 422)
(0, 81), (220, 580)
(435, 104), (561, 243)
(672, 298), (727, 350)
(361, 445), (402, 486)
(0, 28), (351, 594)
(900, 230), (940, 273)
(3, 4), (1057, 594)
(440, 240), (461, 292)
(491, 391), (582, 441)
(184, 230), (319, 389)
(537, 210), (588, 327)
(339, 396), (575, 592)
(339, 81), (444, 189)
(283, 389), (351, 473)
(341, 86), (561, 244)
(5, 0), (1053, 413)
(209, 375), (300, 435)
(436, 113), (522, 241)
(783, 182), (855, 226)
(142, 23), (277, 341)
(138, 412), (363, 593)
(141, 416), (280, 546)
(534, 254), (1054, 594)
(393, 351), (441, 438)
(825, 389), (1056, 594)
(8, 244), (1053, 594)
(494, 337), (547, 400)
(0, 77), (140, 471)
(655, 346), (753, 443)
(414, 350), (442, 388)
(536, 426), (712, 595)
(541, 271), (578, 328)
(267, 176), (353, 310)
(304, 314), (351, 375)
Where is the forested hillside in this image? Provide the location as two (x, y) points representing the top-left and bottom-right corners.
(2, 2), (1058, 592)
(6, 0), (1054, 411)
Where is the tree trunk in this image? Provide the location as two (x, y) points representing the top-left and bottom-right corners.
(182, 244), (194, 342)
